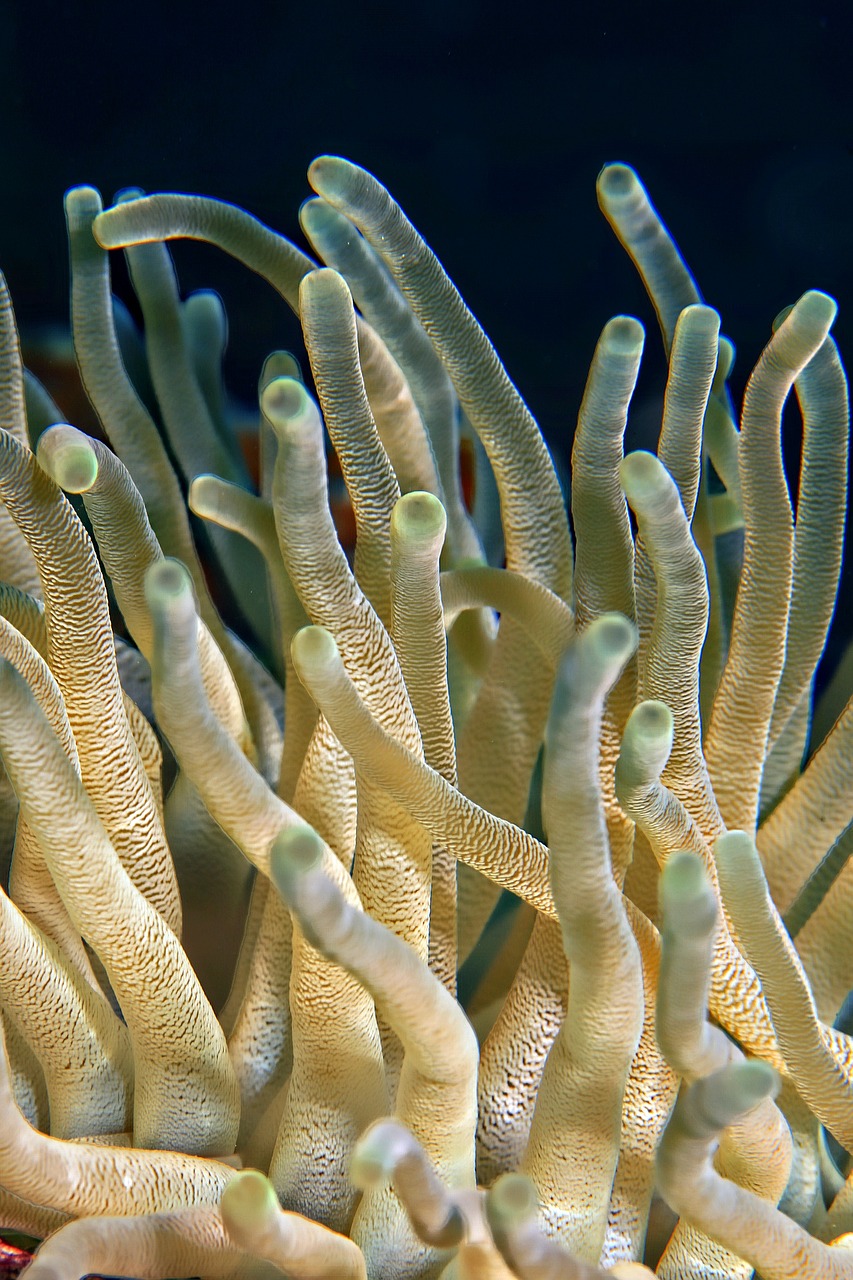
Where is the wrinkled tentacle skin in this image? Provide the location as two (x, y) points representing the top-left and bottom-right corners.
(0, 155), (844, 1280)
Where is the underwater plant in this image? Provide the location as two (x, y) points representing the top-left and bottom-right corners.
(0, 153), (849, 1280)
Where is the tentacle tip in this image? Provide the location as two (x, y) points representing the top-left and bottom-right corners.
(299, 266), (352, 311)
(291, 624), (339, 676)
(143, 557), (195, 610)
(714, 829), (760, 875)
(593, 611), (638, 662)
(308, 154), (356, 196)
(551, 613), (637, 727)
(350, 1119), (411, 1188)
(350, 1148), (392, 1189)
(114, 186), (145, 205)
(603, 314), (645, 356)
(662, 848), (709, 895)
(91, 206), (123, 249)
(690, 1059), (780, 1135)
(221, 1169), (279, 1239)
(486, 1173), (538, 1228)
(298, 195), (332, 240)
(36, 424), (98, 494)
(680, 301), (721, 329)
(188, 473), (224, 520)
(731, 1058), (781, 1110)
(786, 289), (838, 342)
(261, 375), (311, 432)
(269, 824), (325, 896)
(772, 304), (794, 333)
(597, 162), (641, 201)
(64, 184), (103, 225)
(660, 849), (717, 931)
(619, 448), (666, 501)
(628, 698), (674, 743)
(299, 194), (353, 252)
(800, 288), (838, 324)
(392, 490), (447, 545)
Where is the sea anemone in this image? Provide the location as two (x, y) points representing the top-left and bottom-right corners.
(0, 155), (849, 1280)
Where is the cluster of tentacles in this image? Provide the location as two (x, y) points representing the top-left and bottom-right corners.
(0, 155), (850, 1280)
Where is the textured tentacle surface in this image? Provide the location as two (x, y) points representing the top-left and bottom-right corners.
(0, 155), (847, 1280)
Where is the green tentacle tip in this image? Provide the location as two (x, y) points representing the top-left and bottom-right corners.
(662, 849), (707, 899)
(486, 1173), (538, 1227)
(619, 450), (668, 505)
(260, 351), (302, 392)
(64, 185), (103, 226)
(772, 303), (795, 333)
(660, 850), (717, 933)
(143, 557), (194, 611)
(628, 699), (674, 745)
(552, 614), (636, 727)
(188, 474), (228, 521)
(308, 155), (358, 200)
(688, 1060), (779, 1137)
(714, 829), (761, 877)
(734, 1059), (780, 1107)
(91, 206), (124, 249)
(602, 314), (645, 356)
(261, 375), (312, 431)
(299, 196), (347, 243)
(350, 1119), (409, 1189)
(616, 700), (674, 794)
(220, 1169), (278, 1235)
(115, 186), (144, 205)
(392, 491), (447, 546)
(679, 303), (721, 337)
(348, 1121), (422, 1187)
(706, 1060), (780, 1123)
(36, 425), (99, 494)
(91, 194), (156, 250)
(300, 265), (350, 307)
(184, 289), (227, 338)
(596, 162), (642, 203)
(717, 335), (736, 381)
(588, 611), (638, 663)
(270, 824), (325, 891)
(786, 289), (838, 342)
(290, 624), (339, 678)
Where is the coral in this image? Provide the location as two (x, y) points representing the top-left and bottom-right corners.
(0, 155), (849, 1280)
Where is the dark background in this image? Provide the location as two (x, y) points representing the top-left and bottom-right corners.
(1, 0), (852, 673)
